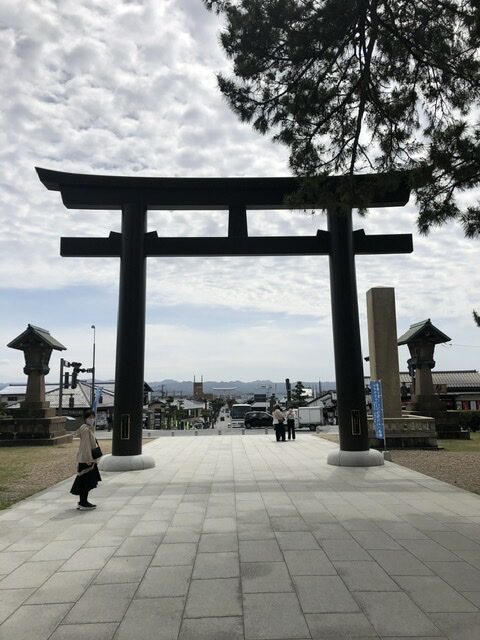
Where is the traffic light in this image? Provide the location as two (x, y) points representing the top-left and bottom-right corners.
(71, 362), (82, 389)
(64, 372), (70, 389)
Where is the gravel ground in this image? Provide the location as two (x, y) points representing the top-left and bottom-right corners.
(318, 434), (480, 496)
(389, 450), (480, 495)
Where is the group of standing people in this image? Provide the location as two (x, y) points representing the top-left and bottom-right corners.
(272, 405), (296, 442)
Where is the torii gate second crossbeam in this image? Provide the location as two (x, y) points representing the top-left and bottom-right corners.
(37, 168), (412, 469)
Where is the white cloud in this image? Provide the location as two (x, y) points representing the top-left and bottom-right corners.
(0, 0), (479, 382)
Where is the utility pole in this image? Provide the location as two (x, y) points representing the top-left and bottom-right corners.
(91, 325), (96, 407)
(59, 358), (64, 416)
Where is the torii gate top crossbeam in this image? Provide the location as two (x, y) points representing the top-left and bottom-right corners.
(36, 168), (411, 210)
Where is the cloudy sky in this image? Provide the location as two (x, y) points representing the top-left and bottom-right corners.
(1, 0), (479, 387)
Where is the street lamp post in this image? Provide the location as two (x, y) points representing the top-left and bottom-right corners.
(91, 325), (96, 408)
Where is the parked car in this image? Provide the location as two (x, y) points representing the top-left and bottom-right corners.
(95, 413), (107, 430)
(244, 411), (273, 429)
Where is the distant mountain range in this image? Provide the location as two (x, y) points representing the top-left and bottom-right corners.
(148, 379), (336, 397)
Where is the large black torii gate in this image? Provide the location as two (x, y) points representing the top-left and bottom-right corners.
(37, 168), (412, 469)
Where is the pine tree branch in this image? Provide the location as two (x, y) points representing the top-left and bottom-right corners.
(349, 0), (379, 174)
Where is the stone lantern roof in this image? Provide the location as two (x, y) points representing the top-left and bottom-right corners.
(397, 319), (451, 346)
(7, 324), (66, 351)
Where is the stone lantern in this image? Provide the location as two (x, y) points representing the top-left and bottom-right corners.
(398, 319), (451, 416)
(2, 325), (73, 445)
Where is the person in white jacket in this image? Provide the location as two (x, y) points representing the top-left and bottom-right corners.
(272, 405), (286, 442)
(70, 409), (102, 510)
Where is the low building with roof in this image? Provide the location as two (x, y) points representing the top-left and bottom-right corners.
(364, 370), (480, 411)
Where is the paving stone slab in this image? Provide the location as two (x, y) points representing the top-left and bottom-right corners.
(354, 590), (443, 637)
(65, 582), (137, 623)
(293, 575), (360, 613)
(203, 517), (237, 533)
(162, 527), (202, 544)
(400, 539), (460, 562)
(426, 562), (480, 591)
(178, 615), (244, 640)
(320, 538), (372, 561)
(151, 542), (197, 566)
(184, 577), (242, 617)
(94, 555), (151, 584)
(241, 561), (294, 593)
(129, 520), (169, 537)
(198, 533), (238, 553)
(27, 569), (97, 604)
(0, 602), (72, 640)
(368, 549), (434, 576)
(238, 523), (276, 540)
(462, 591), (480, 606)
(394, 575), (479, 613)
(114, 535), (162, 556)
(283, 549), (336, 576)
(29, 539), (85, 562)
(276, 531), (320, 551)
(193, 552), (240, 579)
(115, 596), (184, 640)
(243, 592), (310, 639)
(0, 587), (35, 624)
(312, 524), (353, 540)
(349, 529), (402, 550)
(428, 532), (480, 553)
(239, 539), (283, 562)
(377, 522), (429, 540)
(48, 622), (118, 640)
(269, 516), (310, 532)
(136, 565), (192, 598)
(430, 612), (480, 640)
(333, 560), (399, 591)
(305, 612), (378, 638)
(0, 559), (64, 589)
(0, 550), (34, 573)
(60, 546), (117, 572)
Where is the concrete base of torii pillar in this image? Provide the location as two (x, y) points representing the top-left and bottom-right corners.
(327, 448), (384, 467)
(99, 454), (155, 472)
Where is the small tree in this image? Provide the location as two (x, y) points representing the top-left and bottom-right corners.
(210, 397), (225, 422)
(269, 393), (277, 412)
(291, 381), (307, 408)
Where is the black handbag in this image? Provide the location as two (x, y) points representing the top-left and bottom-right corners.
(91, 439), (103, 459)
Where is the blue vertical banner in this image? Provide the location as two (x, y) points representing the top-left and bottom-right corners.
(92, 386), (102, 414)
(370, 380), (385, 441)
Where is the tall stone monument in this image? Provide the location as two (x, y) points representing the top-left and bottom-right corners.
(366, 287), (402, 418)
(366, 295), (437, 448)
(1, 325), (73, 445)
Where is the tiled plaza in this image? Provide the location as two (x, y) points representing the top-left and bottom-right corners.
(1, 433), (480, 639)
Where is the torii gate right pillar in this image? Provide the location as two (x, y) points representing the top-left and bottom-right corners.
(327, 207), (383, 467)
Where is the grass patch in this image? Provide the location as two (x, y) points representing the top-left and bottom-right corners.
(438, 431), (480, 452)
(0, 438), (152, 510)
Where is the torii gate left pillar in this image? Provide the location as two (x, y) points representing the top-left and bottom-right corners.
(37, 168), (412, 470)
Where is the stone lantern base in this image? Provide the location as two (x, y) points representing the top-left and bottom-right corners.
(0, 405), (73, 446)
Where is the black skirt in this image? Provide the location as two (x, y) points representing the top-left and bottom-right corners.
(70, 463), (102, 496)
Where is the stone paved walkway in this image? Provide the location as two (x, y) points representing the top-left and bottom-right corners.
(1, 433), (480, 640)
